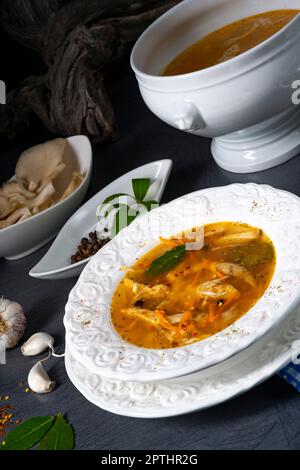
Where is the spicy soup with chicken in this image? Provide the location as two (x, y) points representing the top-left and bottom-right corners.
(162, 9), (299, 76)
(111, 222), (276, 349)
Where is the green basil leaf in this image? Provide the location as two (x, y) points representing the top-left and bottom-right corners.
(142, 200), (160, 212)
(1, 416), (54, 450)
(38, 414), (74, 451)
(110, 206), (136, 238)
(111, 211), (121, 237)
(127, 214), (137, 226)
(104, 203), (130, 218)
(146, 244), (186, 278)
(132, 178), (151, 203)
(102, 193), (132, 205)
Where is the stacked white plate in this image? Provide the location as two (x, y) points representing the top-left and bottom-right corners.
(64, 183), (300, 418)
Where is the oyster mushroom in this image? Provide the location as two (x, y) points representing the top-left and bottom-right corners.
(0, 181), (36, 220)
(15, 138), (67, 192)
(0, 181), (36, 200)
(27, 182), (55, 213)
(5, 193), (28, 209)
(0, 207), (32, 229)
(0, 196), (13, 219)
(60, 172), (84, 201)
(0, 137), (84, 231)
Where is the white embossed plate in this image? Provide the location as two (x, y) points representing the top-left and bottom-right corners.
(64, 184), (300, 382)
(65, 304), (300, 418)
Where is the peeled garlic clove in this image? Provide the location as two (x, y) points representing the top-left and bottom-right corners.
(28, 360), (56, 394)
(0, 298), (27, 349)
(21, 332), (54, 356)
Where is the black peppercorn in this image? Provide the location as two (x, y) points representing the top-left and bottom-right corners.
(71, 231), (110, 264)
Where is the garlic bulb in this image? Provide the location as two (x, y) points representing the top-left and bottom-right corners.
(0, 298), (27, 349)
(28, 360), (56, 394)
(21, 332), (54, 356)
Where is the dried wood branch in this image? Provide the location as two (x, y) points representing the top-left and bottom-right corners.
(0, 0), (181, 143)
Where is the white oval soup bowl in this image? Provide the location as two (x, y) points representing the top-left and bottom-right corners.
(131, 0), (300, 172)
(64, 183), (300, 382)
(0, 135), (92, 260)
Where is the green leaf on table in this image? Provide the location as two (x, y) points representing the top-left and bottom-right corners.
(142, 200), (160, 212)
(132, 178), (151, 203)
(1, 416), (54, 450)
(146, 244), (187, 278)
(38, 414), (74, 451)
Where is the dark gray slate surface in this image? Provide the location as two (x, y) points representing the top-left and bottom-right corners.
(1, 55), (300, 450)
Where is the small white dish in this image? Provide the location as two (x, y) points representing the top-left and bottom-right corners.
(0, 136), (92, 260)
(65, 303), (300, 418)
(64, 183), (300, 382)
(30, 160), (173, 280)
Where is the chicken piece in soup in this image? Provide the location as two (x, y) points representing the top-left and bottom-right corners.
(111, 222), (276, 349)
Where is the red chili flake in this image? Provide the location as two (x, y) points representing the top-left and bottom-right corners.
(0, 403), (14, 437)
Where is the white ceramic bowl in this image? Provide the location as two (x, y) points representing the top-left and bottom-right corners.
(131, 0), (300, 172)
(29, 160), (172, 280)
(0, 136), (92, 260)
(64, 183), (300, 382)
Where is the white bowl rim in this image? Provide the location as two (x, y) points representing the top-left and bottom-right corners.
(64, 183), (300, 382)
(0, 135), (92, 235)
(131, 3), (300, 83)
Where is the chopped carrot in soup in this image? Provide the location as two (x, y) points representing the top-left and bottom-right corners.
(111, 222), (276, 349)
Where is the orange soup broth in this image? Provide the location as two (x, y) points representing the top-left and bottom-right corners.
(162, 10), (299, 75)
(111, 222), (276, 349)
